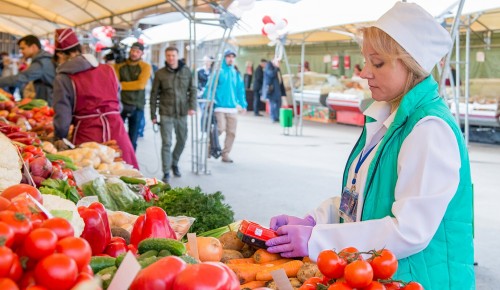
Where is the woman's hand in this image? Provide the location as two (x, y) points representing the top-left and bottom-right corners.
(269, 214), (316, 231)
(265, 225), (313, 258)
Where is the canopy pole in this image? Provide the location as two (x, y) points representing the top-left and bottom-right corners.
(464, 15), (471, 146)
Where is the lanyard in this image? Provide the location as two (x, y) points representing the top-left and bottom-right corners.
(350, 144), (378, 192)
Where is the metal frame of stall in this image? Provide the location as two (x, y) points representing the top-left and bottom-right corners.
(166, 0), (238, 175)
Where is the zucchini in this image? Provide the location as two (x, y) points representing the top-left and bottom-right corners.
(120, 176), (146, 185)
(139, 256), (160, 268)
(115, 254), (126, 267)
(158, 249), (172, 257)
(149, 182), (171, 195)
(137, 250), (158, 261)
(90, 256), (116, 273)
(137, 238), (186, 256)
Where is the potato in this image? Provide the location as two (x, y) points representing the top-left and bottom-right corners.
(241, 243), (257, 258)
(218, 231), (245, 251)
(297, 262), (322, 283)
(220, 249), (244, 263)
(265, 278), (301, 289)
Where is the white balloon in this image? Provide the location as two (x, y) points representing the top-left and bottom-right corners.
(275, 19), (287, 31)
(267, 32), (279, 41)
(100, 38), (113, 47)
(263, 23), (276, 35)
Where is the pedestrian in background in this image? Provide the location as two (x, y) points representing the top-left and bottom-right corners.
(252, 59), (266, 116)
(205, 49), (247, 163)
(262, 59), (286, 123)
(150, 47), (196, 183)
(115, 42), (151, 151)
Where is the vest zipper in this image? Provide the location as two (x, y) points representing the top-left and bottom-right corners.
(360, 120), (407, 219)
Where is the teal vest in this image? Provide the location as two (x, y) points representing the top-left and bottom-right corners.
(342, 76), (475, 289)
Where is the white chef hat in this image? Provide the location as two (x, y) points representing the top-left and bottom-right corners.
(373, 2), (452, 73)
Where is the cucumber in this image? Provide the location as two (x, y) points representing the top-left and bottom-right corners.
(137, 238), (186, 256)
(120, 176), (146, 185)
(115, 253), (126, 267)
(149, 183), (171, 195)
(90, 256), (116, 273)
(137, 250), (158, 260)
(97, 266), (117, 290)
(139, 256), (160, 268)
(158, 249), (172, 257)
(179, 255), (199, 264)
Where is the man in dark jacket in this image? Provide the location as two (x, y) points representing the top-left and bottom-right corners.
(262, 59), (286, 123)
(252, 59), (266, 116)
(150, 47), (196, 183)
(0, 35), (55, 105)
(114, 42), (151, 151)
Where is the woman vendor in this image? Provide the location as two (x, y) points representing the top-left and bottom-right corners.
(265, 2), (474, 289)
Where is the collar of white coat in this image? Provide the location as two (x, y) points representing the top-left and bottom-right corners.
(362, 101), (398, 149)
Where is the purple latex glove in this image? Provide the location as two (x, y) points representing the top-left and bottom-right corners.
(269, 214), (316, 231)
(265, 225), (313, 258)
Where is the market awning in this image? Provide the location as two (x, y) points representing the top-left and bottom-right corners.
(0, 0), (224, 37)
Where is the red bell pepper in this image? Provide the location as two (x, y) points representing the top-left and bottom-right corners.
(130, 206), (176, 247)
(78, 206), (108, 255)
(104, 241), (127, 258)
(88, 202), (111, 246)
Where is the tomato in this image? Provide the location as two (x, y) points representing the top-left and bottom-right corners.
(23, 228), (58, 260)
(23, 145), (43, 157)
(62, 169), (74, 180)
(18, 271), (37, 289)
(0, 221), (14, 247)
(26, 286), (49, 290)
(205, 262), (240, 290)
(328, 281), (353, 290)
(56, 237), (92, 271)
(34, 254), (78, 290)
(299, 283), (318, 290)
(0, 278), (19, 290)
(339, 246), (361, 263)
(0, 196), (11, 211)
(0, 211), (32, 247)
(363, 281), (387, 290)
(172, 262), (238, 290)
(8, 254), (22, 282)
(344, 260), (373, 288)
(22, 152), (35, 163)
(75, 272), (93, 284)
(370, 249), (398, 279)
(0, 246), (14, 277)
(317, 249), (347, 279)
(80, 264), (93, 275)
(130, 256), (187, 290)
(401, 282), (424, 290)
(303, 277), (323, 285)
(384, 282), (403, 290)
(104, 241), (127, 258)
(41, 218), (74, 240)
(1, 184), (43, 204)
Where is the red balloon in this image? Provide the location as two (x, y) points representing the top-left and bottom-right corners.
(262, 15), (274, 24)
(261, 27), (267, 36)
(282, 18), (288, 24)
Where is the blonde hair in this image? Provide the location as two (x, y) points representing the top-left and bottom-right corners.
(361, 27), (428, 107)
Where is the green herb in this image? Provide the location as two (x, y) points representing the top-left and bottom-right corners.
(40, 178), (80, 204)
(155, 187), (234, 234)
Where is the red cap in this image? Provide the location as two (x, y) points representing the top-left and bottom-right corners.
(55, 28), (79, 51)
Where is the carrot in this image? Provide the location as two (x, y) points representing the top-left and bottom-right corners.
(227, 263), (262, 284)
(261, 258), (294, 267)
(253, 248), (281, 264)
(240, 280), (267, 289)
(255, 260), (304, 281)
(226, 257), (255, 264)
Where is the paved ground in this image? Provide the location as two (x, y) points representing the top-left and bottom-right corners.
(136, 111), (500, 288)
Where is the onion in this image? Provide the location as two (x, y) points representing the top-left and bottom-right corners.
(29, 156), (52, 178)
(32, 176), (46, 188)
(187, 237), (223, 262)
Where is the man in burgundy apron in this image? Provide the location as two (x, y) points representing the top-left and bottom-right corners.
(52, 28), (138, 169)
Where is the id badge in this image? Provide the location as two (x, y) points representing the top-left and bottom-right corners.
(339, 186), (358, 223)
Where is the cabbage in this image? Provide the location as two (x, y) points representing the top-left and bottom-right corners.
(41, 194), (85, 237)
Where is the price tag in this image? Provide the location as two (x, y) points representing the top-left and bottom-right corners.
(271, 268), (293, 290)
(187, 233), (200, 261)
(108, 251), (141, 290)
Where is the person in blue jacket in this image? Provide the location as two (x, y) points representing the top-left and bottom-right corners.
(206, 49), (247, 163)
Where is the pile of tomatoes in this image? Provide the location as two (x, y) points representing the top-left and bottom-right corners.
(299, 247), (423, 290)
(0, 186), (93, 290)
